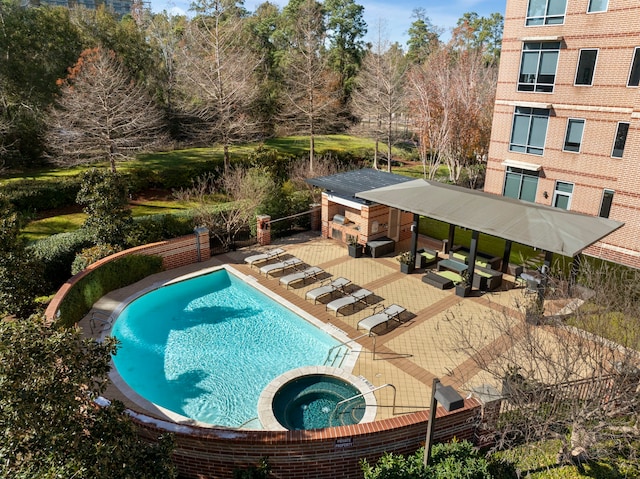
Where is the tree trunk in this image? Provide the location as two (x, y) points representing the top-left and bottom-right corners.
(224, 144), (230, 174)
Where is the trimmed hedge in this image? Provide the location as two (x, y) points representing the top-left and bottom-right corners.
(128, 212), (196, 246)
(28, 229), (94, 290)
(56, 254), (164, 328)
(2, 177), (82, 213)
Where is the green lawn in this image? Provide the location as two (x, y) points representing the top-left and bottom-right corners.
(21, 200), (193, 242)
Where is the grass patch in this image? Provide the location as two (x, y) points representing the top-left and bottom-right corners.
(22, 213), (86, 242)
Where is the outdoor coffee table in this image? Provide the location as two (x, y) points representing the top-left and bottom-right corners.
(437, 258), (468, 274)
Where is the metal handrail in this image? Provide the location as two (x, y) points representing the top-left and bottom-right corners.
(90, 311), (113, 334)
(238, 416), (260, 429)
(323, 333), (370, 366)
(333, 383), (397, 417)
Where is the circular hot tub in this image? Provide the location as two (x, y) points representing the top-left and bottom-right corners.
(258, 367), (377, 430)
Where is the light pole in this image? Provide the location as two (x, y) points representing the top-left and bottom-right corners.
(423, 377), (464, 467)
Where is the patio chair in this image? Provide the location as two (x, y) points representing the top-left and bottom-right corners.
(305, 277), (351, 303)
(244, 248), (285, 268)
(259, 257), (302, 277)
(326, 288), (373, 316)
(279, 266), (324, 289)
(357, 304), (406, 332)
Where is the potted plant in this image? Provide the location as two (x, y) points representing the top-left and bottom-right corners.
(397, 251), (415, 274)
(455, 270), (471, 297)
(347, 235), (362, 258)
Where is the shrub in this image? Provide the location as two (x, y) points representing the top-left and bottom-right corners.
(361, 440), (505, 479)
(77, 169), (133, 247)
(28, 229), (94, 290)
(56, 254), (164, 328)
(1, 177), (82, 213)
(71, 244), (120, 276)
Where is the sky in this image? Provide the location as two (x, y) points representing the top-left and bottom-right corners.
(148, 0), (506, 47)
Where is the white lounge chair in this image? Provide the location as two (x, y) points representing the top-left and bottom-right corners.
(326, 288), (373, 316)
(279, 266), (324, 289)
(260, 257), (303, 277)
(357, 304), (407, 332)
(244, 248), (285, 267)
(305, 277), (351, 303)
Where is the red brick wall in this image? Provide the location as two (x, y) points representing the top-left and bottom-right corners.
(132, 398), (483, 479)
(485, 0), (640, 269)
(44, 229), (211, 322)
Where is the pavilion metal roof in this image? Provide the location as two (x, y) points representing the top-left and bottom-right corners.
(354, 178), (623, 258)
(306, 169), (413, 203)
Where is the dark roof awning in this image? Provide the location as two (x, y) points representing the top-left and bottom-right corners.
(306, 169), (414, 203)
(355, 178), (623, 257)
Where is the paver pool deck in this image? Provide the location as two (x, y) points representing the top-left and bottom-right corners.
(87, 232), (569, 426)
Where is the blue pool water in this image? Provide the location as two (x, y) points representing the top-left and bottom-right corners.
(111, 268), (341, 428)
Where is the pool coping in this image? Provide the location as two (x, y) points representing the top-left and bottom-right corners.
(105, 264), (363, 430)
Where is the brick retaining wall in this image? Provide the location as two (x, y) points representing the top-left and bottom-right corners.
(44, 229), (210, 322)
(132, 398), (483, 479)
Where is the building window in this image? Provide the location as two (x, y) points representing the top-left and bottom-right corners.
(612, 122), (630, 158)
(552, 181), (573, 209)
(628, 47), (640, 87)
(503, 167), (540, 202)
(509, 107), (550, 155)
(587, 0), (608, 12)
(563, 119), (585, 152)
(526, 0), (567, 25)
(599, 189), (614, 218)
(518, 42), (560, 92)
(575, 49), (597, 86)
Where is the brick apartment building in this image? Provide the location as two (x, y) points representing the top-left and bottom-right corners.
(484, 0), (640, 268)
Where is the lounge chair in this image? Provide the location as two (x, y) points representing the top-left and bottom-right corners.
(305, 277), (351, 303)
(259, 257), (302, 277)
(279, 266), (324, 289)
(357, 304), (406, 332)
(326, 288), (373, 316)
(244, 248), (285, 267)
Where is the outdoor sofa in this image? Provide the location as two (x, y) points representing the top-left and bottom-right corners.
(416, 248), (439, 268)
(472, 265), (503, 291)
(449, 247), (501, 270)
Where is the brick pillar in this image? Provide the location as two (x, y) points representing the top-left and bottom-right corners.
(310, 203), (321, 231)
(193, 227), (210, 262)
(471, 384), (502, 450)
(256, 215), (271, 246)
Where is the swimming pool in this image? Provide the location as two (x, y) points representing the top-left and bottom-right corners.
(111, 267), (357, 428)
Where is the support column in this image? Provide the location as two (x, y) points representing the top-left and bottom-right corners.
(445, 224), (456, 255)
(466, 230), (480, 292)
(410, 213), (419, 267)
(256, 215), (271, 246)
(502, 240), (513, 274)
(569, 254), (581, 296)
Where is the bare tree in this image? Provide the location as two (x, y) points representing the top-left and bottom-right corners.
(176, 1), (262, 172)
(452, 260), (640, 464)
(279, 0), (342, 174)
(47, 47), (167, 173)
(406, 47), (450, 180)
(351, 21), (407, 172)
(288, 154), (344, 204)
(406, 45), (496, 182)
(174, 168), (274, 251)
